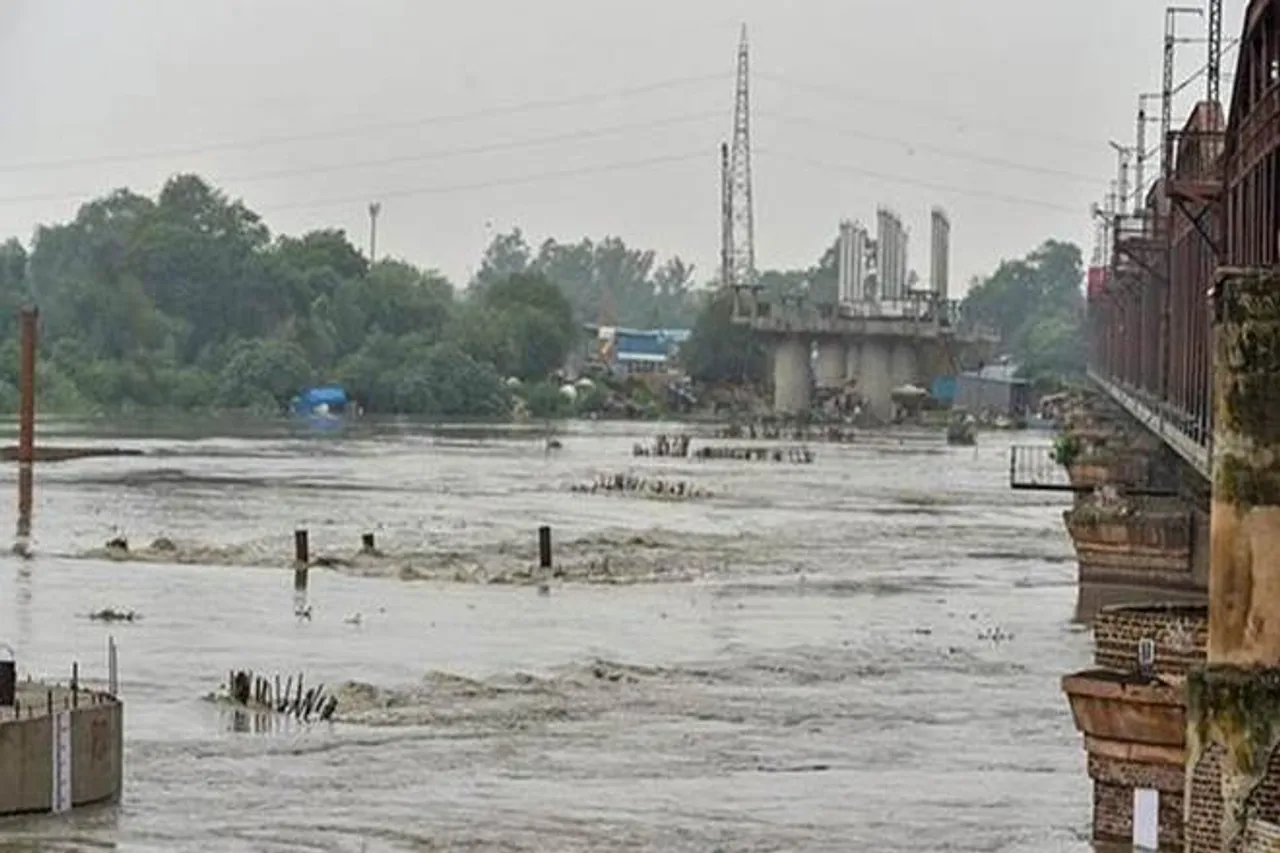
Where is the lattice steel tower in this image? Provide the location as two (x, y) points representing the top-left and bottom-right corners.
(728, 25), (756, 288)
(1207, 0), (1223, 104)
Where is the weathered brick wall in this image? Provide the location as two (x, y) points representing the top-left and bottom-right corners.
(1066, 510), (1199, 588)
(1246, 747), (1280, 829)
(1093, 603), (1208, 675)
(1187, 744), (1226, 853)
(1092, 778), (1184, 849)
(1089, 753), (1185, 792)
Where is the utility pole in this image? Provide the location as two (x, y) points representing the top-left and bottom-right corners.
(719, 142), (732, 290)
(1161, 5), (1202, 402)
(1109, 142), (1133, 223)
(1163, 6), (1204, 186)
(1135, 93), (1160, 215)
(368, 202), (382, 265)
(1207, 0), (1223, 105)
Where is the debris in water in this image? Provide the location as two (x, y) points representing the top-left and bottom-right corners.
(88, 608), (139, 623)
(216, 669), (338, 722)
(570, 471), (712, 500)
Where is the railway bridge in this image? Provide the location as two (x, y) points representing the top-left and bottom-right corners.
(1021, 3), (1280, 850)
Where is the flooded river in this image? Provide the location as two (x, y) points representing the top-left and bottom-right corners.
(0, 419), (1089, 852)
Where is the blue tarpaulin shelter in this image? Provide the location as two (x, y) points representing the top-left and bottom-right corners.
(293, 385), (348, 414)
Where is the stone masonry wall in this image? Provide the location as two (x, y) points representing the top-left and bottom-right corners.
(1066, 510), (1197, 588)
(1187, 743), (1226, 853)
(1093, 604), (1208, 675)
(1089, 754), (1185, 848)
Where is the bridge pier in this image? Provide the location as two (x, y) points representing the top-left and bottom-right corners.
(856, 340), (895, 422)
(1061, 603), (1207, 849)
(889, 340), (918, 391)
(1184, 268), (1280, 853)
(814, 340), (846, 391)
(728, 291), (998, 419)
(771, 336), (811, 414)
(1051, 392), (1210, 621)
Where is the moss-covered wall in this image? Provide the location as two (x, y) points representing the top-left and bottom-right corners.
(1214, 271), (1280, 508)
(1186, 666), (1280, 851)
(1210, 271), (1280, 665)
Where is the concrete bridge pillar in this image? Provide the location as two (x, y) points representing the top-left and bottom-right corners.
(771, 336), (811, 414)
(814, 340), (847, 390)
(855, 340), (893, 422)
(1184, 269), (1280, 852)
(888, 340), (919, 389)
(845, 342), (861, 386)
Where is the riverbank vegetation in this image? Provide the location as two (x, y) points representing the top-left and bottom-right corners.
(0, 174), (1084, 416)
(0, 176), (702, 417)
(959, 239), (1087, 388)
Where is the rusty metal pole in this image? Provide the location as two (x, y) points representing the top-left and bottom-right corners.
(14, 306), (36, 555)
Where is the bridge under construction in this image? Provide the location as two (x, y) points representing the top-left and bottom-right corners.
(716, 29), (995, 420)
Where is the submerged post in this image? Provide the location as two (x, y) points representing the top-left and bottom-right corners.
(14, 306), (36, 555)
(538, 525), (552, 570)
(293, 529), (309, 591)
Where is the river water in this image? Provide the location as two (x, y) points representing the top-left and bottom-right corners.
(0, 418), (1091, 852)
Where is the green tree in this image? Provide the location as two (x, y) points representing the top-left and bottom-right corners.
(477, 272), (576, 379)
(217, 339), (312, 410)
(680, 290), (767, 385)
(962, 239), (1086, 382)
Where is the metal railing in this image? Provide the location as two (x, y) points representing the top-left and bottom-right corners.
(1009, 445), (1074, 491)
(1087, 369), (1211, 480)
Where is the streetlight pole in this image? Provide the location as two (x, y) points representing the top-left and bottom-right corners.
(368, 202), (381, 265)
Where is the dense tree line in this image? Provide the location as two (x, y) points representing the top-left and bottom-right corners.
(0, 174), (1083, 415)
(0, 176), (704, 417)
(471, 228), (699, 328)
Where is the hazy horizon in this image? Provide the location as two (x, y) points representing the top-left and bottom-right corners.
(0, 0), (1244, 292)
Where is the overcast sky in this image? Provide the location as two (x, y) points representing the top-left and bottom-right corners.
(0, 0), (1245, 294)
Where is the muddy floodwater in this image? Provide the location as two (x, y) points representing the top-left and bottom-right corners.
(0, 418), (1090, 852)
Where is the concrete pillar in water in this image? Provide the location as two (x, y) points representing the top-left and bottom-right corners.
(814, 340), (847, 390)
(856, 340), (893, 422)
(1185, 270), (1280, 851)
(771, 336), (811, 414)
(889, 340), (919, 389)
(845, 341), (861, 386)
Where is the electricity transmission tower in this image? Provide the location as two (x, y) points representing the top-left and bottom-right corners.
(1207, 0), (1223, 105)
(727, 25), (756, 289)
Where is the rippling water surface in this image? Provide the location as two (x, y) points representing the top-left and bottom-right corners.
(0, 418), (1090, 852)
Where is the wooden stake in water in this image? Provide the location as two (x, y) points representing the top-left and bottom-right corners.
(538, 525), (552, 570)
(294, 529), (309, 592)
(14, 307), (36, 556)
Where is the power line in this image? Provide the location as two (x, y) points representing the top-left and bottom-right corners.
(0, 111), (725, 209)
(255, 150), (710, 213)
(755, 71), (1103, 152)
(756, 111), (1104, 186)
(757, 149), (1084, 215)
(0, 71), (730, 176)
(0, 101), (1123, 213)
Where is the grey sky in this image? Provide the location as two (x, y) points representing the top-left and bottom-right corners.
(0, 0), (1244, 295)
